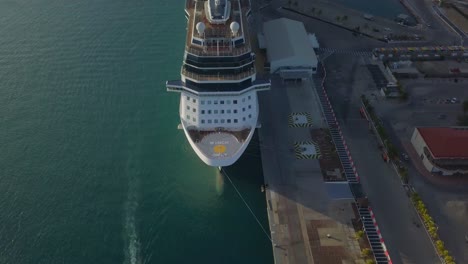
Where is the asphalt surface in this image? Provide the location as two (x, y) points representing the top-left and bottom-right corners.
(322, 54), (440, 264)
(371, 80), (468, 263)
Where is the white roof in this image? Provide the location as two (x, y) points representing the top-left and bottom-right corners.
(263, 18), (317, 67)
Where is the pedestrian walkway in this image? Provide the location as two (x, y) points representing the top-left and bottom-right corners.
(318, 47), (373, 57)
(313, 66), (358, 183)
(358, 207), (391, 264)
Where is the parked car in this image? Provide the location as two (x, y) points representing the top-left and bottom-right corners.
(402, 153), (409, 161)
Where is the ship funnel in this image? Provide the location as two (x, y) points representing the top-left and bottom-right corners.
(196, 22), (206, 35)
(230, 21), (239, 36)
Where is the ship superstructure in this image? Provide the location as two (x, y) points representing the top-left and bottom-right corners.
(167, 0), (270, 167)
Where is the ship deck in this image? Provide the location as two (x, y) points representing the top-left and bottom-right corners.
(185, 0), (251, 56)
(188, 128), (250, 159)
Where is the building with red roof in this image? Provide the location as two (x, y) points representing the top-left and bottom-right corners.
(411, 127), (468, 176)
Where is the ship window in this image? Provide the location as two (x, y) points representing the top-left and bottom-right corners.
(221, 119), (225, 123)
(192, 99), (196, 103)
(214, 119), (218, 123)
(208, 120), (212, 124)
(227, 100), (231, 104)
(220, 100), (224, 104)
(221, 110), (225, 114)
(214, 100), (218, 105)
(208, 110), (212, 114)
(248, 105), (252, 109)
(208, 100), (212, 105)
(187, 115), (190, 119)
(201, 110), (205, 114)
(214, 110), (218, 114)
(234, 119), (238, 123)
(242, 117), (246, 121)
(193, 117), (196, 122)
(233, 100), (238, 104)
(227, 110), (231, 114)
(227, 119), (231, 123)
(187, 106), (190, 110)
(242, 107), (245, 112)
(248, 95), (251, 100)
(186, 96), (190, 100)
(193, 108), (196, 113)
(242, 98), (245, 102)
(201, 120), (205, 124)
(201, 100), (205, 105)
(234, 110), (238, 114)
(248, 114), (252, 118)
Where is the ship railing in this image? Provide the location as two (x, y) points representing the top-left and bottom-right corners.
(186, 44), (251, 57)
(182, 67), (254, 81)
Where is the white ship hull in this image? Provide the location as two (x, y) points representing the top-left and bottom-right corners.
(179, 91), (259, 167)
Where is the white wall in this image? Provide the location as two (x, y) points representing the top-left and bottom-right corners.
(180, 90), (258, 129)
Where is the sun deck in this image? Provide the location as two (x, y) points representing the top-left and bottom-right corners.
(187, 128), (251, 160)
(185, 0), (251, 57)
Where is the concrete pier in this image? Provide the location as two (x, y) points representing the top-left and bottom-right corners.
(258, 77), (364, 264)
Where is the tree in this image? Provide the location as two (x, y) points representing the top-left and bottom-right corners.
(457, 114), (468, 126)
(355, 230), (364, 240)
(336, 16), (341, 22)
(463, 100), (468, 114)
(361, 248), (372, 257)
(365, 260), (376, 264)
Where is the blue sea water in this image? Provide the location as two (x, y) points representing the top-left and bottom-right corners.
(0, 0), (272, 263)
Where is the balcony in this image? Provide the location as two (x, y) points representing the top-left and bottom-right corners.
(182, 67), (254, 81)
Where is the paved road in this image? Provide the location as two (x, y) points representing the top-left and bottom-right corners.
(370, 81), (468, 263)
(323, 55), (440, 264)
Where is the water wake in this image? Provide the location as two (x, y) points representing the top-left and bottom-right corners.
(124, 174), (141, 264)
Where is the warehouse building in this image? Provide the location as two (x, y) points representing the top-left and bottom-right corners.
(260, 18), (318, 79)
(411, 127), (468, 176)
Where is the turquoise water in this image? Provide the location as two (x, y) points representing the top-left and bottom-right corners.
(0, 0), (272, 263)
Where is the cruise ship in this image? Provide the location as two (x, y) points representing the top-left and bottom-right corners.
(166, 0), (270, 168)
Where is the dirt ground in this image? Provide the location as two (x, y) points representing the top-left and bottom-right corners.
(443, 6), (468, 34)
(310, 128), (345, 181)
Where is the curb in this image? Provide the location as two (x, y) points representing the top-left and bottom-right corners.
(369, 207), (393, 263)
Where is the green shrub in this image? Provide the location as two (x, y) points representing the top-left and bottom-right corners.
(361, 248), (372, 257)
(355, 230), (364, 240)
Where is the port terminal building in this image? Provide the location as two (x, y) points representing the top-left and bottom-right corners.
(411, 127), (468, 176)
(258, 18), (318, 79)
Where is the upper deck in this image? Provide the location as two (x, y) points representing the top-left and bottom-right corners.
(185, 0), (251, 57)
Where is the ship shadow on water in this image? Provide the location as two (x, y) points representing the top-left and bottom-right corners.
(219, 131), (265, 188)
